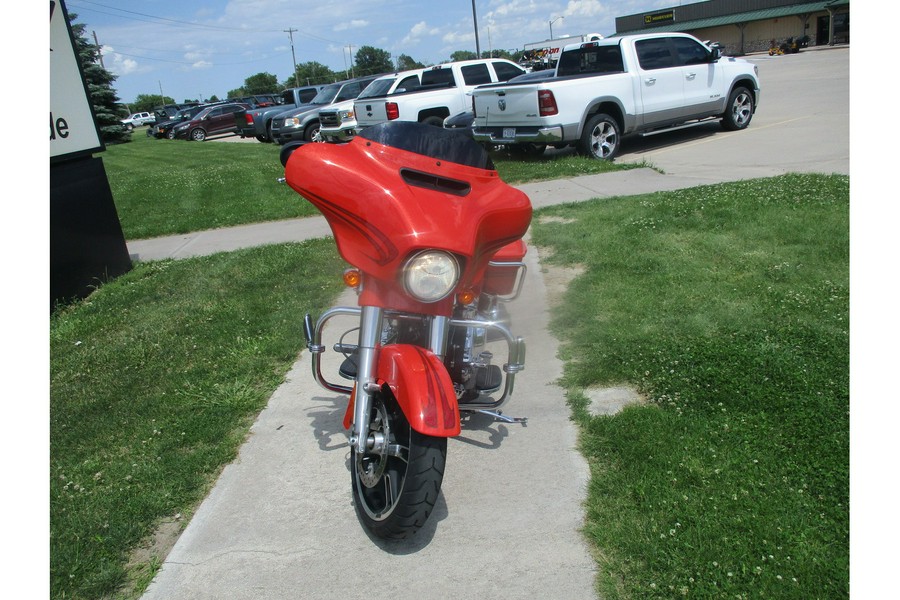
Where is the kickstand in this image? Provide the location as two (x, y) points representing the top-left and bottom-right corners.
(474, 409), (527, 425)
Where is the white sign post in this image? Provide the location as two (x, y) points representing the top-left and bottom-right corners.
(50, 0), (103, 162)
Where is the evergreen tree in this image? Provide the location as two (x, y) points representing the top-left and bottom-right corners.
(68, 13), (130, 144)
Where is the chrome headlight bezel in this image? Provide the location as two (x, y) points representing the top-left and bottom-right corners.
(403, 250), (460, 303)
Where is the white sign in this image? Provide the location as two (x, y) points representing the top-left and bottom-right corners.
(50, 0), (103, 161)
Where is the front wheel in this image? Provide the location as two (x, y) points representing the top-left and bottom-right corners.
(303, 121), (320, 142)
(190, 128), (207, 142)
(577, 113), (621, 160)
(352, 390), (446, 540)
(721, 87), (754, 131)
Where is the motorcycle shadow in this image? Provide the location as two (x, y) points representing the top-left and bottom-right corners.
(455, 410), (518, 450)
(306, 394), (350, 452)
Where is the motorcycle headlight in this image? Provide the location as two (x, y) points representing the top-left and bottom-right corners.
(403, 251), (459, 303)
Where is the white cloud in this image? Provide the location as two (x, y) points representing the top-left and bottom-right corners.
(192, 61), (213, 70)
(101, 46), (138, 76)
(403, 21), (440, 46)
(563, 0), (609, 18)
(334, 19), (369, 32)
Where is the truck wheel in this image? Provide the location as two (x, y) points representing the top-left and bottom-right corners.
(190, 128), (207, 142)
(124, 123), (134, 132)
(255, 134), (269, 143)
(577, 113), (620, 160)
(721, 86), (754, 131)
(304, 122), (320, 142)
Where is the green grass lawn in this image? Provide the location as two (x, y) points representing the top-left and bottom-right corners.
(51, 152), (848, 600)
(50, 241), (345, 599)
(102, 134), (636, 240)
(531, 173), (849, 599)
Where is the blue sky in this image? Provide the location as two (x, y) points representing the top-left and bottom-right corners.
(60, 0), (682, 105)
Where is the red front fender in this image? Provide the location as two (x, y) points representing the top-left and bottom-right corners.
(376, 344), (461, 437)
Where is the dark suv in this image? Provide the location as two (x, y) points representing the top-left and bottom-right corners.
(172, 103), (251, 141)
(149, 105), (209, 139)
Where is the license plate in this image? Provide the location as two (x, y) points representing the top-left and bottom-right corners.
(503, 127), (516, 139)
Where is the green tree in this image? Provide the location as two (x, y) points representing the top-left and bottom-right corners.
(242, 72), (279, 95)
(130, 93), (175, 113)
(69, 13), (130, 144)
(481, 49), (517, 60)
(397, 54), (426, 70)
(208, 94), (220, 102)
(354, 46), (393, 76)
(450, 50), (477, 62)
(282, 61), (336, 88)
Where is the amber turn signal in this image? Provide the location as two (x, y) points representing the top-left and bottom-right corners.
(457, 289), (477, 306)
(343, 268), (361, 288)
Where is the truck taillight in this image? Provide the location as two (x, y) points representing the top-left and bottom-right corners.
(244, 114), (254, 125)
(538, 90), (558, 116)
(386, 102), (400, 120)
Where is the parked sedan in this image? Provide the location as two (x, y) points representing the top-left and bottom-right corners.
(172, 103), (250, 141)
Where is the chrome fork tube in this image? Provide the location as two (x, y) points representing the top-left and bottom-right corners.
(351, 305), (384, 454)
(428, 315), (451, 360)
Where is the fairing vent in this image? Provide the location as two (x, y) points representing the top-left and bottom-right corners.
(400, 168), (471, 197)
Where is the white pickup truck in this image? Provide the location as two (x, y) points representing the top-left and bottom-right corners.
(318, 69), (424, 142)
(354, 58), (526, 131)
(471, 32), (760, 159)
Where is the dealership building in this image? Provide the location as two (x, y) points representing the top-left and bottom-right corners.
(613, 0), (849, 55)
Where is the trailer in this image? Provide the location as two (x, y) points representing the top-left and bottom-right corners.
(520, 32), (603, 70)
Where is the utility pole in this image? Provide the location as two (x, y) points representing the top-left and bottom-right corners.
(345, 45), (355, 78)
(471, 0), (481, 57)
(284, 28), (299, 88)
(92, 30), (105, 68)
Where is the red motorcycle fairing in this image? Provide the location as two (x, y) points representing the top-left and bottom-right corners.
(341, 344), (461, 437)
(284, 124), (532, 316)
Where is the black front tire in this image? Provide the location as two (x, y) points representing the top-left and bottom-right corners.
(576, 113), (621, 160)
(190, 128), (207, 142)
(303, 121), (320, 142)
(721, 86), (754, 131)
(352, 390), (446, 540)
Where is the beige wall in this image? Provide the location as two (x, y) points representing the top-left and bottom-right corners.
(686, 10), (842, 55)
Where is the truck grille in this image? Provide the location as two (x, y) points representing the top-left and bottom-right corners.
(319, 111), (340, 127)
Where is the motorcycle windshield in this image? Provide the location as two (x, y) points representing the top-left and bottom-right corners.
(285, 122), (531, 309)
(358, 121), (494, 170)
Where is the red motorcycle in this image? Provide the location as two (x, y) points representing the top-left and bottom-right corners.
(281, 122), (533, 539)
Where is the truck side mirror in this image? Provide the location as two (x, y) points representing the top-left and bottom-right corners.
(709, 46), (722, 61)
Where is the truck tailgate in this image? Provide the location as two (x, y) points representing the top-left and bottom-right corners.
(473, 85), (540, 127)
(355, 99), (390, 129)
